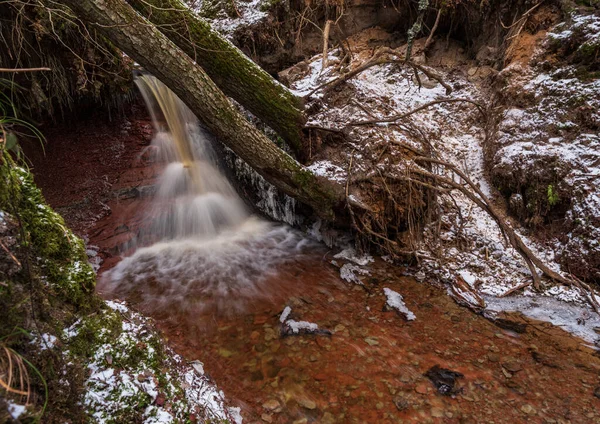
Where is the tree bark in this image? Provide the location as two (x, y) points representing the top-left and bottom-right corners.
(59, 0), (344, 218)
(127, 0), (307, 156)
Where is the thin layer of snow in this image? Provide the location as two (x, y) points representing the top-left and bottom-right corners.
(287, 23), (600, 343)
(63, 301), (239, 423)
(188, 0), (268, 37)
(485, 294), (600, 345)
(7, 401), (26, 419)
(383, 288), (416, 321)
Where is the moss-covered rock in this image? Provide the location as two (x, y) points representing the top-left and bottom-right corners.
(1, 154), (236, 422)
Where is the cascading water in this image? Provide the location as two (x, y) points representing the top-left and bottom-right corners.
(102, 75), (314, 320)
(135, 75), (248, 240)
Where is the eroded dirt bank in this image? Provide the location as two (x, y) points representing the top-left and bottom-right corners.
(26, 104), (600, 423)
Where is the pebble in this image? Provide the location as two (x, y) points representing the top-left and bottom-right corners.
(321, 412), (335, 424)
(262, 399), (280, 411)
(431, 407), (444, 418)
(298, 397), (317, 410)
(364, 337), (379, 346)
(520, 404), (536, 415)
(415, 383), (429, 394)
(503, 361), (522, 373)
(488, 353), (500, 362)
(261, 413), (273, 422)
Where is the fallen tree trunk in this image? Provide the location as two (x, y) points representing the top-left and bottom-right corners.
(59, 0), (344, 218)
(128, 0), (307, 156)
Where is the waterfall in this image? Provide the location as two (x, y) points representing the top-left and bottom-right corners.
(135, 75), (248, 241)
(102, 75), (314, 318)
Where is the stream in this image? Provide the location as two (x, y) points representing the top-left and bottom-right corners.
(30, 78), (600, 423)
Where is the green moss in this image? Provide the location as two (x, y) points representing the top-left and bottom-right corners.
(547, 184), (560, 207)
(1, 162), (96, 308)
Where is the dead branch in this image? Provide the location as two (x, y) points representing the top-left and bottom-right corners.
(321, 20), (333, 71)
(346, 98), (485, 127)
(0, 67), (51, 72)
(306, 48), (452, 97)
(424, 7), (442, 52)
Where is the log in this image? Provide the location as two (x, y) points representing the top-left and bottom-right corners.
(59, 0), (344, 218)
(127, 0), (307, 156)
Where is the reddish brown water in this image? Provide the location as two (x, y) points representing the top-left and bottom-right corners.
(32, 110), (600, 423)
(96, 247), (600, 423)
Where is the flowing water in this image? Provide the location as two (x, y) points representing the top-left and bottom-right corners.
(103, 75), (314, 319)
(97, 76), (600, 423)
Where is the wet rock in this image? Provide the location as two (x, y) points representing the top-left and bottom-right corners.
(364, 337), (379, 346)
(520, 404), (536, 415)
(218, 348), (234, 358)
(415, 383), (429, 394)
(265, 361), (281, 378)
(297, 397), (317, 410)
(393, 394), (409, 411)
(493, 318), (527, 334)
(262, 399), (281, 411)
(502, 361), (522, 373)
(431, 407), (445, 418)
(488, 353), (500, 363)
(424, 365), (464, 396)
(321, 412), (335, 424)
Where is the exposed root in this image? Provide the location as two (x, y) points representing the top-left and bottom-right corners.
(306, 47), (452, 97)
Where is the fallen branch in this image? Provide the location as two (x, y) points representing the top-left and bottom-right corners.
(424, 7), (442, 52)
(306, 48), (452, 97)
(321, 19), (333, 71)
(346, 98), (485, 127)
(0, 67), (51, 73)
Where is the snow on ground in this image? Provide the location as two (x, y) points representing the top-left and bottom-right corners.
(186, 0), (268, 37)
(7, 401), (26, 420)
(287, 30), (600, 342)
(64, 300), (241, 424)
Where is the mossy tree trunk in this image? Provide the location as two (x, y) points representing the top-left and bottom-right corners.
(128, 0), (307, 157)
(58, 0), (344, 218)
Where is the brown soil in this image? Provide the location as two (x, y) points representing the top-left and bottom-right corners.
(28, 106), (600, 423)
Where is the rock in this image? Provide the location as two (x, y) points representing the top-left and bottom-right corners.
(393, 396), (409, 411)
(502, 361), (522, 373)
(262, 399), (280, 411)
(415, 383), (429, 394)
(261, 413), (273, 422)
(488, 353), (500, 362)
(520, 404), (536, 415)
(218, 348), (234, 358)
(297, 397), (317, 410)
(364, 337), (379, 346)
(321, 412), (335, 424)
(431, 407), (444, 418)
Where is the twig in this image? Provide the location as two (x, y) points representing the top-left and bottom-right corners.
(0, 67), (51, 72)
(346, 98), (485, 127)
(321, 20), (332, 71)
(424, 7), (442, 52)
